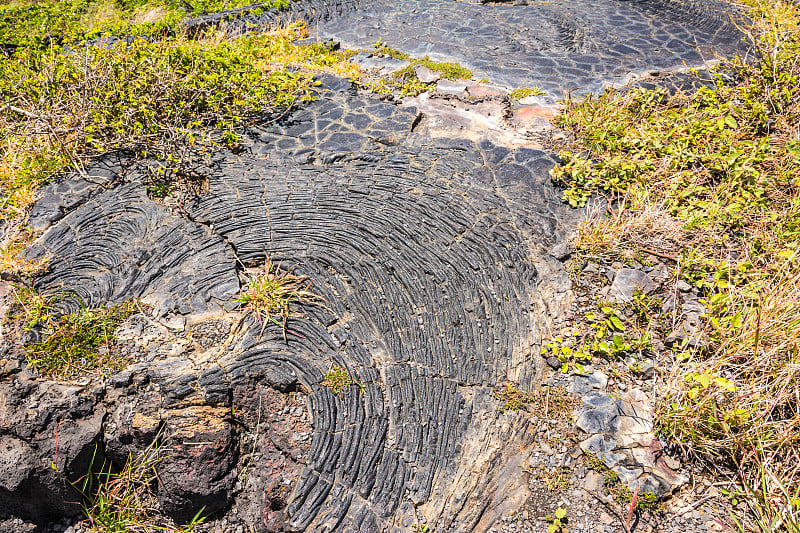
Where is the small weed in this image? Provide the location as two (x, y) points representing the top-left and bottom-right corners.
(320, 365), (355, 395)
(584, 452), (608, 473)
(536, 467), (572, 492)
(236, 260), (320, 338)
(542, 297), (657, 373)
(603, 469), (620, 487)
(25, 299), (138, 378)
(148, 182), (173, 199)
(546, 507), (568, 533)
(510, 87), (548, 99)
(389, 67), (435, 97)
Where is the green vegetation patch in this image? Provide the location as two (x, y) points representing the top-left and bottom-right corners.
(493, 383), (578, 416)
(362, 42), (473, 97)
(493, 383), (533, 412)
(552, 0), (800, 526)
(535, 467), (572, 492)
(542, 291), (660, 373)
(26, 300), (138, 378)
(236, 260), (320, 337)
(320, 366), (354, 395)
(77, 444), (204, 532)
(0, 0), (292, 48)
(510, 86), (548, 99)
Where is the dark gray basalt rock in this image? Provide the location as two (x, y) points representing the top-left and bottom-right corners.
(155, 405), (239, 523)
(577, 390), (687, 497)
(204, 0), (748, 96)
(0, 373), (105, 521)
(24, 182), (239, 316)
(18, 76), (578, 530)
(311, 0), (747, 95)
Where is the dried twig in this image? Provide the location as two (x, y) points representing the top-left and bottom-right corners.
(583, 488), (633, 533)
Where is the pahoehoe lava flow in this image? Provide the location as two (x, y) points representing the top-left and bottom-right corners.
(25, 77), (580, 531)
(190, 0), (748, 96)
(14, 0), (747, 528)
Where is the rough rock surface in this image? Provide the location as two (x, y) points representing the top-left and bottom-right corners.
(0, 0), (750, 529)
(189, 0), (747, 96)
(0, 365), (105, 521)
(4, 76), (578, 531)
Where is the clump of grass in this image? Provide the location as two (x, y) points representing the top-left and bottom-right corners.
(78, 443), (204, 533)
(510, 86), (548, 100)
(25, 299), (138, 378)
(8, 283), (57, 330)
(552, 0), (800, 527)
(493, 383), (533, 412)
(320, 365), (353, 395)
(235, 260), (319, 337)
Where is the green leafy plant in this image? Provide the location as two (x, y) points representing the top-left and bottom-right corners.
(536, 467), (572, 492)
(547, 507), (568, 533)
(0, 0), (296, 49)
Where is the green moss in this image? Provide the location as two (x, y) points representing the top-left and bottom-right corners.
(372, 42), (473, 85)
(412, 58), (472, 80)
(26, 300), (138, 378)
(321, 366), (354, 394)
(510, 86), (548, 99)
